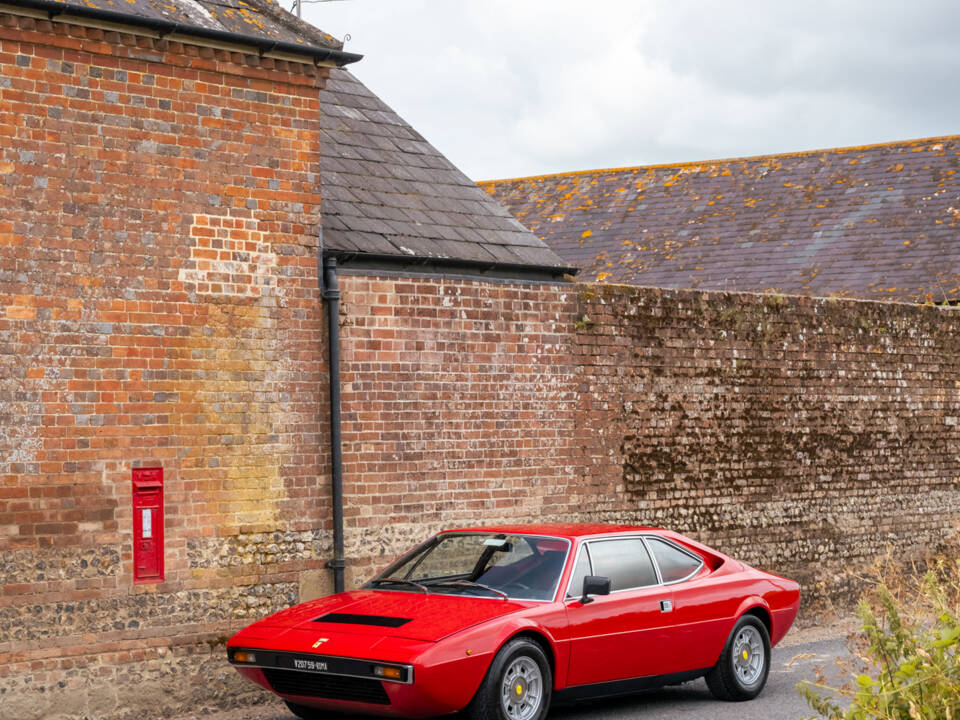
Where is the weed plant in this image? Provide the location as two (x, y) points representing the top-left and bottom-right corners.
(798, 546), (960, 719)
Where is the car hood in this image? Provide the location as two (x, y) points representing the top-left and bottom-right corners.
(249, 589), (530, 643)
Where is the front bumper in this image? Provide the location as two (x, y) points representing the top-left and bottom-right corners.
(229, 647), (413, 685)
(228, 645), (490, 718)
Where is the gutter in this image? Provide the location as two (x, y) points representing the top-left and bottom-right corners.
(329, 251), (579, 283)
(7, 0), (363, 67)
(320, 256), (346, 594)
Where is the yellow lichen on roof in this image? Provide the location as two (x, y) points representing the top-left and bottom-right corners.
(480, 134), (960, 187)
(479, 133), (960, 304)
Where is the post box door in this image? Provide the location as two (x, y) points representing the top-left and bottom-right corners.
(132, 467), (164, 583)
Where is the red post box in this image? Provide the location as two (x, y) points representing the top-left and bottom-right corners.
(132, 467), (164, 583)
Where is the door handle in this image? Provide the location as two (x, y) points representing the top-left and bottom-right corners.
(660, 599), (673, 613)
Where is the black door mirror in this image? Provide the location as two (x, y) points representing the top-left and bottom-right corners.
(580, 575), (611, 604)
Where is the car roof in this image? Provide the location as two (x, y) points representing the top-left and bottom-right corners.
(442, 523), (664, 540)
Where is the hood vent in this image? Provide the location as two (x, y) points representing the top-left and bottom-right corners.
(313, 613), (412, 628)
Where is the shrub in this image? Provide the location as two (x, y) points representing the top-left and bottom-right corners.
(798, 553), (960, 719)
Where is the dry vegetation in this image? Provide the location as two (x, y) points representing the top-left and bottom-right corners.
(798, 539), (960, 719)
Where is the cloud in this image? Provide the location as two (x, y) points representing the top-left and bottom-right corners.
(306, 0), (960, 180)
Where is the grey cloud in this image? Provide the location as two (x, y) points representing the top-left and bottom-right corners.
(308, 0), (960, 180)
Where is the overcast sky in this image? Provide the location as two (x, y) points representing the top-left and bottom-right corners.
(303, 0), (960, 182)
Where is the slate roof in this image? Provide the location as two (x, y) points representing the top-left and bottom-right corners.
(318, 70), (570, 271)
(481, 136), (960, 302)
(13, 0), (356, 61)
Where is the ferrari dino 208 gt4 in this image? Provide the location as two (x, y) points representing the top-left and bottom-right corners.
(228, 524), (800, 720)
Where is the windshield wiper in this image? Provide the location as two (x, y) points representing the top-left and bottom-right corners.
(368, 578), (429, 594)
(424, 579), (509, 600)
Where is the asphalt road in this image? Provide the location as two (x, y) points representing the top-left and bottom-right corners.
(550, 637), (847, 720)
(200, 637), (848, 720)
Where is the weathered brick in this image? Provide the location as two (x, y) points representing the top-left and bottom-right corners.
(0, 9), (330, 716)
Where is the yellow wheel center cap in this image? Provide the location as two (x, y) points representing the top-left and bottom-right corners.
(516, 684), (523, 696)
(742, 650), (749, 660)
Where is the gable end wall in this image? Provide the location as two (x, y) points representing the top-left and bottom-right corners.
(0, 12), (334, 718)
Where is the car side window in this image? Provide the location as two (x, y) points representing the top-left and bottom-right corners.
(646, 537), (702, 583)
(588, 539), (657, 591)
(566, 546), (592, 598)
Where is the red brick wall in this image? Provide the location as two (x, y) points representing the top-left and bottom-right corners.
(338, 277), (960, 613)
(572, 286), (960, 607)
(336, 275), (587, 579)
(0, 12), (333, 718)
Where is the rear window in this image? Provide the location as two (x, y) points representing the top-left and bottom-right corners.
(647, 537), (702, 583)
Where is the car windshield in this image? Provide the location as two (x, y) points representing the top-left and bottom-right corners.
(367, 533), (570, 601)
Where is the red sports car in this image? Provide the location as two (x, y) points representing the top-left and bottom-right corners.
(228, 524), (800, 720)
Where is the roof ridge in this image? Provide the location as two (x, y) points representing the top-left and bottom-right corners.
(478, 133), (960, 186)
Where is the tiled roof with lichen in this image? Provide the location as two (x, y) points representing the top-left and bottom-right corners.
(318, 70), (568, 270)
(481, 136), (960, 302)
(17, 0), (343, 53)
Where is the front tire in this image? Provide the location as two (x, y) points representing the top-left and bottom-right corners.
(706, 614), (771, 701)
(467, 638), (552, 720)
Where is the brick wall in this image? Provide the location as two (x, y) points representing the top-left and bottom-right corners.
(4, 255), (959, 717)
(0, 11), (333, 718)
(571, 285), (960, 606)
(337, 277), (960, 612)
(336, 275), (585, 580)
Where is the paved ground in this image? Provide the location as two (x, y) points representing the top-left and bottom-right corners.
(550, 636), (847, 720)
(189, 624), (853, 720)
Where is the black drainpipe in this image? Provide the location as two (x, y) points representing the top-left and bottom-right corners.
(321, 256), (346, 593)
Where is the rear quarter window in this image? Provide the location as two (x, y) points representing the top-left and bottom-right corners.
(647, 537), (703, 583)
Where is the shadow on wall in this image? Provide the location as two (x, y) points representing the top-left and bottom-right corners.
(576, 284), (960, 614)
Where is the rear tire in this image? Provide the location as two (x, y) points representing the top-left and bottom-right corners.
(467, 638), (552, 720)
(705, 614), (770, 701)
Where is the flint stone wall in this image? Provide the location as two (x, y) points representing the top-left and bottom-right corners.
(0, 641), (271, 720)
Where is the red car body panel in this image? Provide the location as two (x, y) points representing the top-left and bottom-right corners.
(254, 591), (533, 642)
(228, 524), (800, 717)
